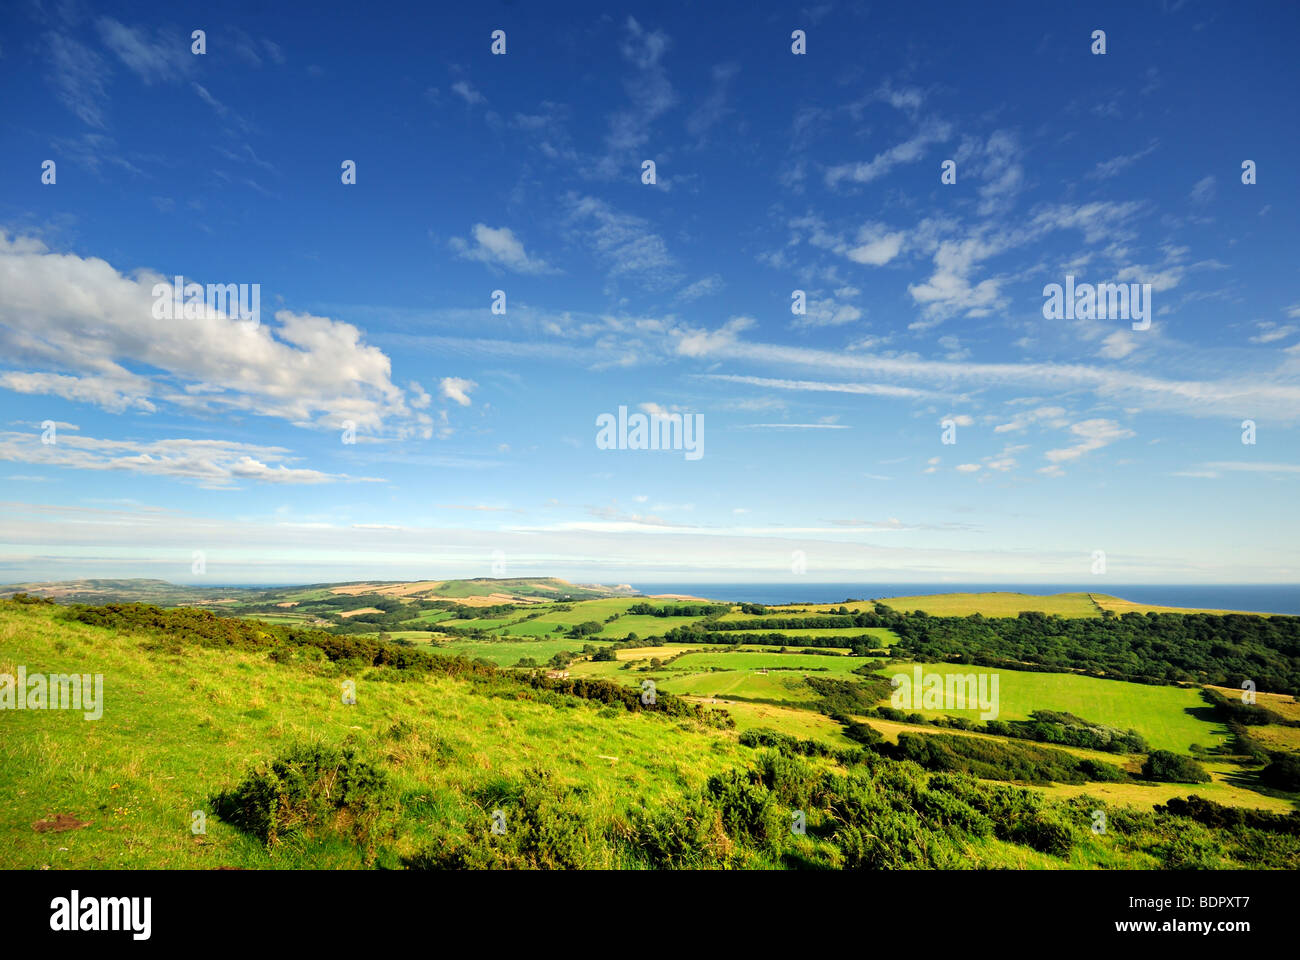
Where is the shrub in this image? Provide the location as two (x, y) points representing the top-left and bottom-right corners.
(1142, 750), (1212, 784)
(211, 741), (397, 860)
(406, 778), (601, 869)
(1260, 754), (1300, 792)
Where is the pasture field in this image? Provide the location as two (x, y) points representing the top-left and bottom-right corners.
(609, 644), (706, 660)
(877, 592), (1103, 618)
(1091, 596), (1270, 617)
(237, 613), (313, 626)
(1206, 685), (1300, 721)
(653, 669), (817, 705)
(566, 660), (636, 681)
(1028, 776), (1296, 815)
(407, 609), (457, 624)
(496, 610), (701, 640)
(1245, 724), (1300, 752)
(715, 627), (898, 644)
(873, 662), (1229, 753)
(431, 637), (615, 666)
(668, 650), (872, 675)
(686, 697), (857, 745)
(855, 715), (1144, 768)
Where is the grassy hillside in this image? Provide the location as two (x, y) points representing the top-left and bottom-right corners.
(5, 598), (1299, 869)
(0, 601), (740, 869)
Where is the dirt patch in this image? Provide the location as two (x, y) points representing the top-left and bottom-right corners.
(33, 814), (91, 833)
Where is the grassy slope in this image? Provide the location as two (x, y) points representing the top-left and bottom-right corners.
(2, 602), (1295, 869)
(0, 604), (743, 869)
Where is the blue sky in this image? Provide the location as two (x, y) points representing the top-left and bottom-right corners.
(1, 0), (1298, 586)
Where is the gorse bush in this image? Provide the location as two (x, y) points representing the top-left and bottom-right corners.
(1141, 749), (1212, 783)
(1259, 754), (1300, 792)
(881, 732), (1128, 785)
(405, 776), (605, 869)
(211, 741), (397, 860)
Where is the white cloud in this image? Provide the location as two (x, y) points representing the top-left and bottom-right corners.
(0, 234), (419, 435)
(846, 225), (905, 266)
(1190, 175), (1217, 204)
(1250, 322), (1296, 344)
(673, 322), (1300, 423)
(1045, 419), (1134, 463)
(439, 377), (477, 406)
(825, 119), (952, 187)
(595, 17), (676, 178)
(676, 274), (724, 302)
(0, 430), (377, 489)
(565, 194), (678, 289)
(995, 406), (1068, 433)
(96, 18), (192, 84)
(1099, 330), (1139, 359)
(449, 224), (553, 274)
(451, 80), (486, 105)
(1087, 141), (1159, 180)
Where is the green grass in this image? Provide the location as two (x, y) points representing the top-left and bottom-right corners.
(654, 670), (816, 704)
(668, 650), (872, 675)
(717, 627), (898, 643)
(432, 637), (613, 666)
(0, 603), (747, 869)
(877, 592), (1104, 618)
(875, 662), (1230, 753)
(3, 597), (1293, 873)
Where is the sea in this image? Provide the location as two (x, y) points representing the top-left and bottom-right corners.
(629, 583), (1300, 616)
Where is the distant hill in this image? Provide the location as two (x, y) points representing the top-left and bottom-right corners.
(0, 576), (638, 607)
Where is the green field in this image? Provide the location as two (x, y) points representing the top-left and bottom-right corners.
(654, 669), (817, 704)
(716, 627), (897, 643)
(433, 637), (613, 666)
(874, 662), (1229, 753)
(878, 592), (1105, 618)
(668, 650), (872, 675)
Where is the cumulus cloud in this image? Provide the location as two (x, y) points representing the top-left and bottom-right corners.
(0, 234), (422, 436)
(845, 225), (905, 266)
(449, 224), (553, 274)
(439, 377), (477, 406)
